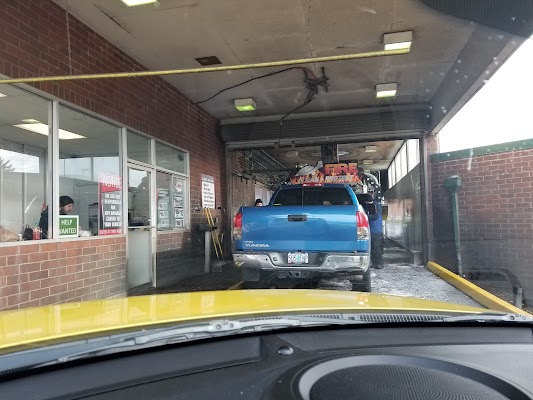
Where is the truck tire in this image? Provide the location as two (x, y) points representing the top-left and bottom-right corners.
(243, 280), (266, 289)
(351, 269), (371, 293)
(243, 273), (276, 289)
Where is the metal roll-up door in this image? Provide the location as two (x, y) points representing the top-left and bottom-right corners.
(222, 108), (428, 149)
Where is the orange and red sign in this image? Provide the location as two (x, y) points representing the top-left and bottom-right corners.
(290, 162), (364, 185)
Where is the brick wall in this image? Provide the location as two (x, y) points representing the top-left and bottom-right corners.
(0, 237), (126, 310)
(0, 1), (226, 294)
(156, 231), (201, 287)
(431, 146), (533, 304)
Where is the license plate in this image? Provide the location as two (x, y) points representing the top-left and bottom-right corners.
(288, 252), (309, 264)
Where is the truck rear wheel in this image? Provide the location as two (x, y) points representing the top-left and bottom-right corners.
(243, 272), (276, 289)
(351, 269), (371, 292)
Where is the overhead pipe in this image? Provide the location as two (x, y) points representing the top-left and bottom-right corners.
(0, 49), (409, 85)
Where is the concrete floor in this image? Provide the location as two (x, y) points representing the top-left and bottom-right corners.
(372, 247), (481, 307)
(139, 240), (484, 309)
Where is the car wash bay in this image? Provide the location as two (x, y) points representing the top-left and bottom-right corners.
(1, 0), (530, 311)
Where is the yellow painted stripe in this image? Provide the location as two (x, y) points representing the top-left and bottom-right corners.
(227, 281), (244, 290)
(427, 262), (531, 316)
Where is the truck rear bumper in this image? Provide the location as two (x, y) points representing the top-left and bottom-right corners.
(233, 251), (370, 274)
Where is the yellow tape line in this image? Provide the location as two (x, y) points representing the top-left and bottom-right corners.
(427, 262), (530, 316)
(0, 49), (409, 85)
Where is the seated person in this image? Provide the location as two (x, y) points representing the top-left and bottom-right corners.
(39, 195), (74, 239)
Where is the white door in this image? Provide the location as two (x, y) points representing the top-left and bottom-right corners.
(127, 165), (155, 288)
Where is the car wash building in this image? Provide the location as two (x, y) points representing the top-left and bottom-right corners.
(1, 0), (532, 310)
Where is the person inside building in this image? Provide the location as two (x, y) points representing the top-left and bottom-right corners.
(255, 199), (263, 206)
(38, 195), (75, 239)
(363, 191), (384, 269)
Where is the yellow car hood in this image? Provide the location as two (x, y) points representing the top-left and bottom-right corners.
(0, 290), (488, 351)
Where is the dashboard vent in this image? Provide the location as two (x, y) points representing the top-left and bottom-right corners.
(358, 314), (445, 323)
(302, 314), (342, 320)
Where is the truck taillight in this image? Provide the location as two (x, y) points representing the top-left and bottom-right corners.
(233, 212), (242, 240)
(357, 211), (369, 240)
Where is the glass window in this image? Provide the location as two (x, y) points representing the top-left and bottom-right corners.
(59, 106), (122, 237)
(407, 139), (419, 172)
(155, 141), (187, 174)
(156, 171), (172, 230)
(394, 158), (401, 185)
(272, 188), (302, 206)
(0, 86), (50, 241)
(128, 167), (151, 227)
(172, 176), (187, 229)
(156, 172), (188, 230)
(127, 131), (151, 165)
(400, 143), (408, 180)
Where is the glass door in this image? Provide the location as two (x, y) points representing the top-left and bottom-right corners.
(127, 164), (155, 289)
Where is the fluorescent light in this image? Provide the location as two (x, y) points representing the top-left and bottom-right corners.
(384, 31), (413, 51)
(234, 98), (256, 112)
(365, 146), (377, 153)
(0, 92), (7, 98)
(338, 150), (350, 156)
(21, 118), (40, 123)
(377, 90), (397, 98)
(376, 83), (398, 98)
(385, 41), (412, 51)
(14, 123), (86, 140)
(120, 0), (157, 6)
(363, 160), (373, 165)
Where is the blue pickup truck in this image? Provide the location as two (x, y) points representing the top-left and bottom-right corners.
(232, 184), (371, 291)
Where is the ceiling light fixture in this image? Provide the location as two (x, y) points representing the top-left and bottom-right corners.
(0, 92), (7, 98)
(363, 159), (373, 165)
(338, 150), (350, 156)
(234, 98), (256, 112)
(383, 31), (413, 51)
(120, 0), (157, 6)
(14, 122), (86, 140)
(376, 83), (398, 98)
(365, 145), (377, 153)
(286, 150), (299, 158)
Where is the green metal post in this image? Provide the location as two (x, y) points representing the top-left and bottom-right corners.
(445, 176), (463, 276)
(450, 191), (462, 276)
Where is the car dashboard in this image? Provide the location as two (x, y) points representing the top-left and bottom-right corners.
(1, 325), (532, 399)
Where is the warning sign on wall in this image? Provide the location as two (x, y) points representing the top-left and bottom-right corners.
(201, 174), (215, 209)
(98, 173), (123, 235)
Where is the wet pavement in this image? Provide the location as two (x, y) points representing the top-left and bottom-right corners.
(138, 262), (241, 295)
(139, 240), (484, 308)
(370, 242), (482, 307)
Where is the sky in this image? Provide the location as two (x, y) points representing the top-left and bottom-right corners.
(438, 37), (533, 152)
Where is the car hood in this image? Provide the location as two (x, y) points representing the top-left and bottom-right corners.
(0, 290), (488, 351)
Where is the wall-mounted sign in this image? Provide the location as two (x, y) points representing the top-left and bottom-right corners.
(157, 188), (170, 229)
(201, 174), (215, 209)
(290, 161), (364, 184)
(98, 173), (123, 235)
(59, 215), (79, 238)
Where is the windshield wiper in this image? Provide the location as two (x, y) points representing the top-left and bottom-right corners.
(6, 312), (533, 373)
(441, 312), (533, 323)
(46, 317), (324, 365)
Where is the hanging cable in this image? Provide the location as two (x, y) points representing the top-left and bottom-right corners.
(276, 87), (318, 159)
(195, 67), (315, 104)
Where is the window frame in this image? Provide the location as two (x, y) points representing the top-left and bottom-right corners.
(0, 83), (192, 247)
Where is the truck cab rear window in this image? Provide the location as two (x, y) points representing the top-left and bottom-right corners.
(273, 188), (353, 206)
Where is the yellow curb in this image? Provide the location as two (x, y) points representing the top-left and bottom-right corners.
(427, 262), (531, 316)
(227, 281), (244, 290)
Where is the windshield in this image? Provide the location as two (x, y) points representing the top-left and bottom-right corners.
(0, 0), (532, 352)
